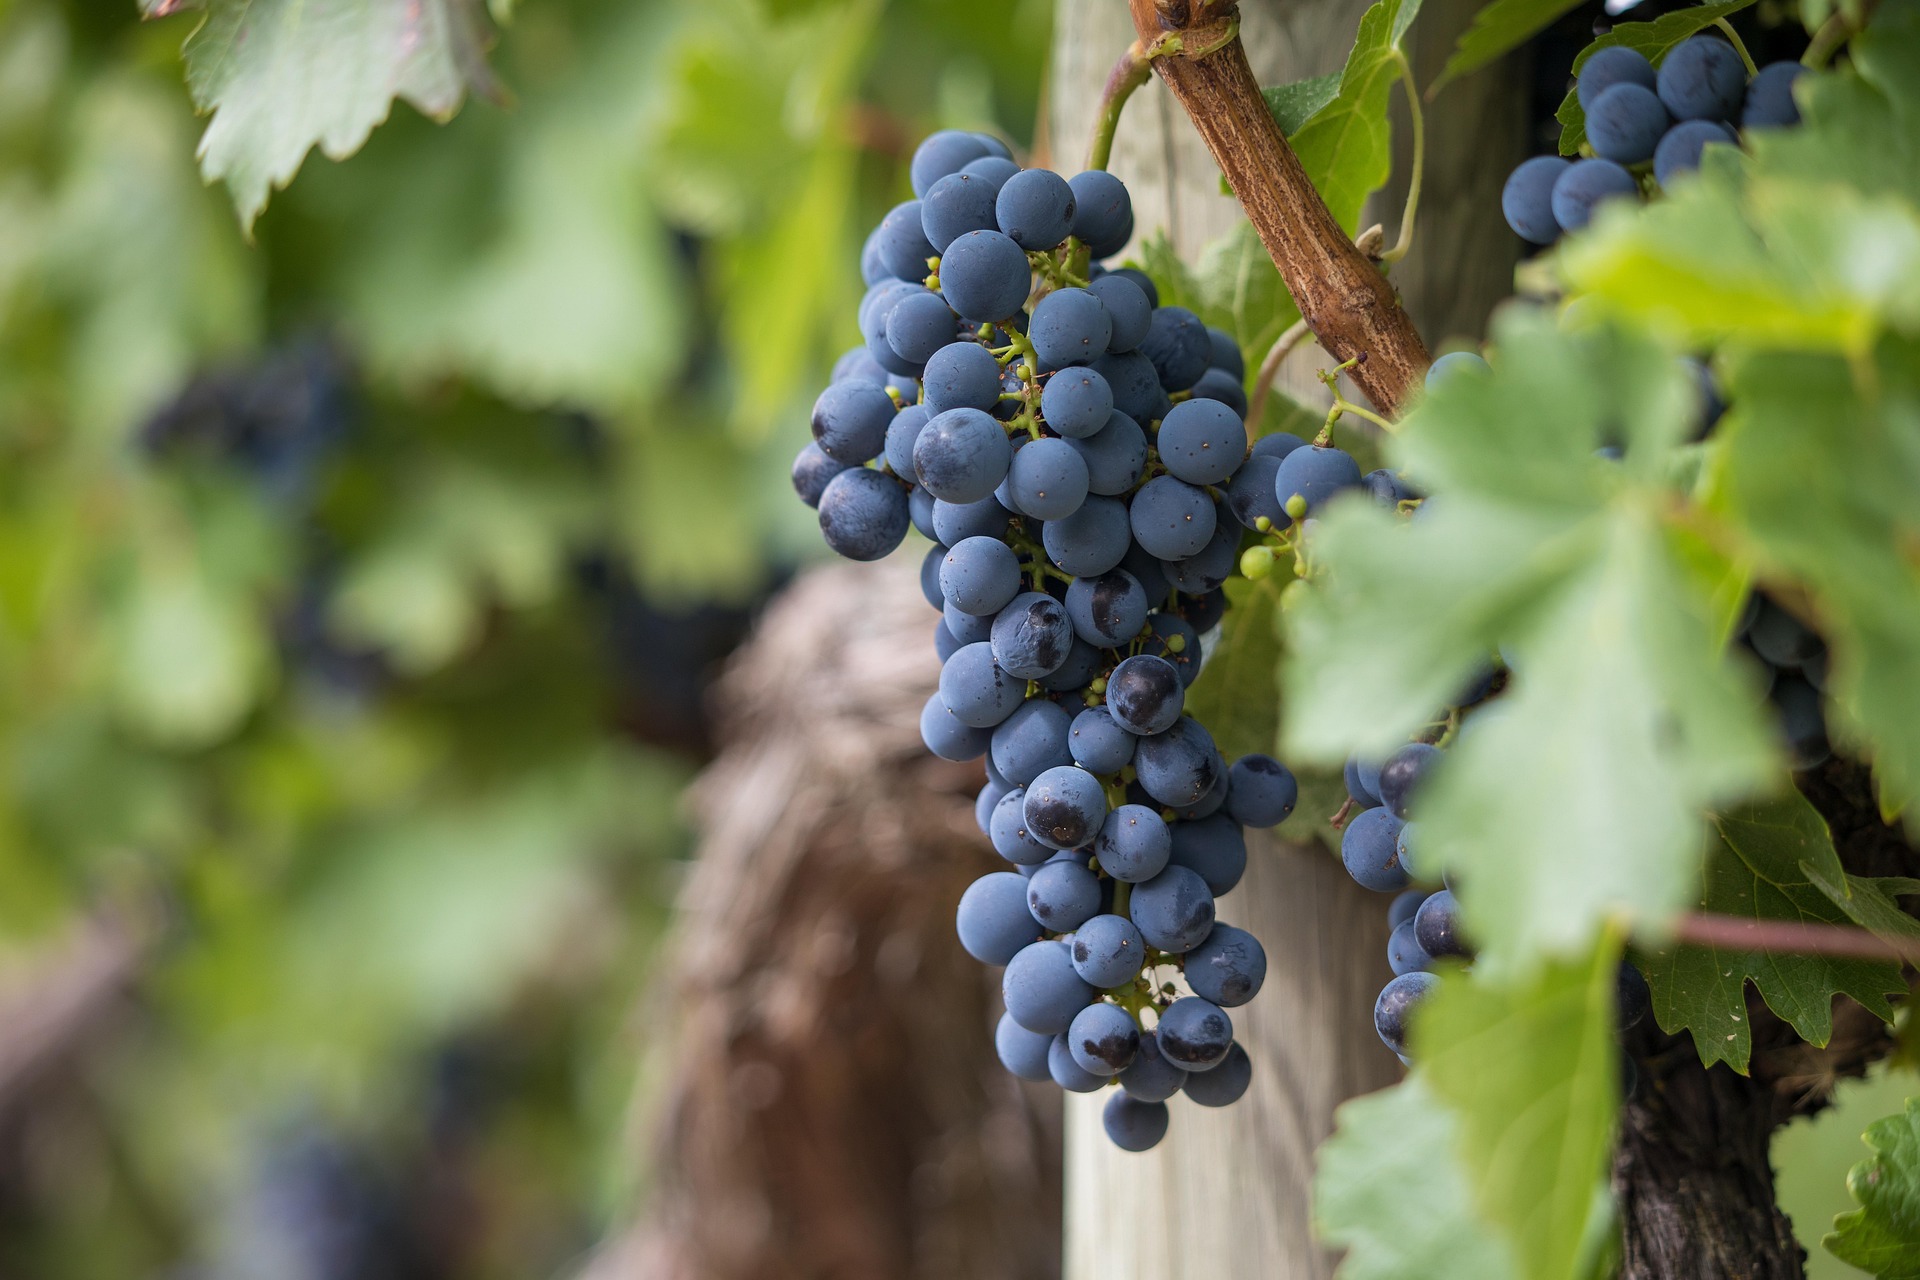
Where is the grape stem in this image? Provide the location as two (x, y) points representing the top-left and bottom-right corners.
(1712, 18), (1760, 79)
(1245, 316), (1313, 434)
(1803, 10), (1852, 69)
(1089, 43), (1152, 172)
(1379, 52), (1425, 267)
(1666, 912), (1920, 966)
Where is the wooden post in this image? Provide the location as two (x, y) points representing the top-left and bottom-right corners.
(1046, 1), (1526, 1273)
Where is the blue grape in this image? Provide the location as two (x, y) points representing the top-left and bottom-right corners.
(996, 168), (1076, 249)
(1129, 475), (1216, 560)
(1024, 765), (1109, 850)
(1126, 547), (1174, 608)
(938, 641), (1024, 728)
(1374, 971), (1437, 1055)
(1182, 1041), (1251, 1107)
(1750, 598), (1822, 667)
(1070, 708), (1137, 775)
(1205, 327), (1244, 379)
(1003, 939), (1096, 1033)
(1168, 814), (1247, 895)
(1105, 266), (1158, 308)
(831, 344), (889, 386)
(1501, 155), (1570, 245)
(1618, 961), (1651, 1029)
(884, 403), (931, 479)
(1156, 996), (1232, 1070)
(920, 691), (990, 761)
(960, 155), (1020, 190)
(1654, 119), (1737, 186)
(1067, 412), (1148, 496)
(1103, 1093), (1169, 1151)
(933, 618), (962, 662)
(1071, 913), (1148, 988)
(1106, 654), (1185, 736)
(1225, 754), (1296, 828)
(1388, 888), (1430, 930)
(1039, 638), (1102, 693)
(1134, 717), (1221, 808)
(1068, 170), (1133, 258)
(1184, 924), (1264, 1006)
(957, 871), (1044, 964)
(1129, 864), (1216, 953)
(931, 493), (1015, 546)
(1273, 444), (1361, 515)
(1139, 306), (1209, 391)
(1157, 397), (1247, 485)
(1065, 570), (1150, 648)
(809, 378), (894, 463)
(1577, 45), (1657, 108)
(1042, 494), (1131, 576)
(860, 226), (889, 285)
(1425, 350), (1488, 393)
(921, 342), (1003, 414)
(1394, 820), (1420, 878)
(991, 699), (1074, 785)
(976, 779), (1007, 835)
(1413, 889), (1470, 959)
(913, 407), (1011, 502)
(1069, 1001), (1141, 1074)
(1345, 754), (1383, 806)
(1341, 806), (1409, 892)
(1188, 367), (1249, 417)
(921, 172), (1000, 252)
(920, 542), (946, 610)
(1163, 518), (1240, 595)
(859, 278), (921, 331)
(943, 601), (991, 646)
(877, 199), (937, 281)
(1360, 469), (1415, 510)
(990, 591), (1074, 679)
(1008, 436), (1091, 520)
(1049, 1034), (1107, 1092)
(1118, 1032), (1188, 1102)
(996, 1011), (1053, 1080)
(1092, 349), (1166, 422)
(791, 441), (849, 508)
(1250, 431), (1306, 462)
(1030, 287), (1112, 368)
(991, 787), (1055, 865)
(909, 486), (936, 541)
(1179, 588), (1227, 633)
(1086, 275), (1152, 352)
(1657, 37), (1747, 122)
(1775, 674), (1831, 770)
(1027, 858), (1103, 932)
(940, 230), (1032, 322)
(817, 467), (910, 561)
(939, 536), (1022, 617)
(911, 129), (993, 197)
(1225, 453), (1287, 530)
(1041, 368), (1114, 439)
(885, 291), (960, 365)
(1387, 918), (1433, 976)
(973, 133), (1012, 160)
(1377, 742), (1440, 818)
(1173, 771), (1230, 823)
(1743, 61), (1806, 129)
(1095, 804), (1172, 882)
(1587, 82), (1669, 164)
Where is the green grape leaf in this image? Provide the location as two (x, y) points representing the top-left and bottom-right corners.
(1804, 865), (1920, 946)
(1290, 0), (1423, 234)
(1434, 0), (1583, 91)
(1313, 1075), (1521, 1280)
(1419, 938), (1621, 1280)
(147, 0), (501, 227)
(1134, 229), (1205, 315)
(1826, 1098), (1920, 1277)
(1186, 575), (1285, 763)
(1263, 74), (1342, 135)
(1554, 1), (1759, 154)
(1710, 344), (1920, 839)
(1283, 309), (1775, 962)
(1189, 222), (1301, 362)
(1641, 791), (1905, 1073)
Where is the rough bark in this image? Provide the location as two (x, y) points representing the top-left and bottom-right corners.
(601, 559), (1061, 1280)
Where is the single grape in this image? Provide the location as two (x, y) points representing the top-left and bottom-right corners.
(1040, 368), (1115, 439)
(1069, 708), (1137, 775)
(1653, 119), (1737, 186)
(1577, 45), (1657, 108)
(1169, 815), (1247, 895)
(817, 467), (910, 561)
(1085, 275), (1152, 352)
(1204, 327), (1245, 380)
(1039, 639), (1102, 694)
(921, 172), (1000, 252)
(1095, 805), (1173, 882)
(1387, 919), (1433, 976)
(1091, 349), (1166, 422)
(996, 168), (1077, 249)
(1413, 889), (1471, 960)
(1225, 754), (1297, 828)
(1250, 431), (1306, 462)
(1065, 570), (1150, 648)
(920, 543), (947, 610)
(1007, 436), (1091, 520)
(976, 778), (1008, 836)
(1157, 397), (1247, 486)
(1027, 858), (1104, 932)
(1553, 158), (1639, 232)
(1188, 367), (1249, 418)
(1172, 772), (1230, 823)
(1134, 717), (1222, 808)
(1105, 266), (1159, 308)
(1225, 453), (1288, 531)
(1360, 469), (1415, 509)
(1139, 306), (1210, 392)
(931, 493), (1015, 546)
(939, 536), (1023, 617)
(1128, 549), (1174, 609)
(1344, 754), (1383, 806)
(1425, 350), (1488, 394)
(957, 871), (1045, 964)
(990, 699), (1075, 786)
(1118, 1032), (1189, 1102)
(1743, 61), (1806, 128)
(1049, 1034), (1108, 1092)
(1618, 960), (1652, 1029)
(995, 1011), (1053, 1081)
(1586, 82), (1669, 164)
(991, 787), (1056, 866)
(940, 229), (1032, 322)
(859, 226), (889, 285)
(1030, 287), (1112, 369)
(943, 602), (991, 646)
(1501, 156), (1570, 245)
(1071, 913), (1148, 988)
(933, 619), (962, 662)
(1749, 598), (1823, 667)
(791, 441), (849, 508)
(1003, 939), (1096, 1034)
(1157, 996), (1233, 1070)
(960, 155), (1021, 191)
(1657, 37), (1747, 122)
(1774, 674), (1831, 770)
(1042, 494), (1132, 576)
(1183, 923), (1265, 1006)
(1374, 971), (1437, 1056)
(1273, 443), (1361, 515)
(1068, 170), (1133, 258)
(1106, 654), (1186, 736)
(1069, 1001), (1141, 1075)
(1388, 888), (1430, 930)
(886, 290), (961, 365)
(1163, 517), (1240, 596)
(1395, 820), (1420, 879)
(990, 592), (1075, 679)
(877, 199), (937, 281)
(1130, 475), (1217, 560)
(1129, 864), (1216, 953)
(938, 641), (1025, 730)
(1341, 806), (1410, 892)
(913, 407), (1012, 502)
(1067, 412), (1148, 496)
(920, 691), (991, 762)
(1103, 1093), (1170, 1151)
(1024, 765), (1109, 850)
(911, 130), (994, 196)
(810, 378), (895, 463)
(1182, 1041), (1251, 1107)
(1377, 742), (1441, 819)
(883, 404), (932, 479)
(921, 342), (1003, 415)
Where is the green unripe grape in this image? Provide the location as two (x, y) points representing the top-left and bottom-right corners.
(1241, 545), (1275, 580)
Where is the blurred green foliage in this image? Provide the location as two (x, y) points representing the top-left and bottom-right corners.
(0, 0), (1046, 1274)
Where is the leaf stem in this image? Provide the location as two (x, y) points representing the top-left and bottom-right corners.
(1245, 316), (1313, 433)
(1089, 43), (1153, 172)
(1803, 10), (1852, 69)
(1380, 52), (1424, 267)
(1712, 18), (1760, 79)
(1666, 912), (1920, 966)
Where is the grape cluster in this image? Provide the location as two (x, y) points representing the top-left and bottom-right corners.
(793, 129), (1309, 1151)
(1501, 38), (1805, 245)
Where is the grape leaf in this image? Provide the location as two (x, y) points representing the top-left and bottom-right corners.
(1290, 0), (1424, 234)
(1419, 938), (1620, 1280)
(147, 0), (501, 227)
(1641, 791), (1905, 1072)
(1313, 1075), (1521, 1280)
(1283, 309), (1775, 961)
(1554, 1), (1759, 154)
(1186, 575), (1284, 763)
(1190, 222), (1301, 361)
(1262, 74), (1342, 136)
(1433, 0), (1583, 91)
(1826, 1098), (1920, 1278)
